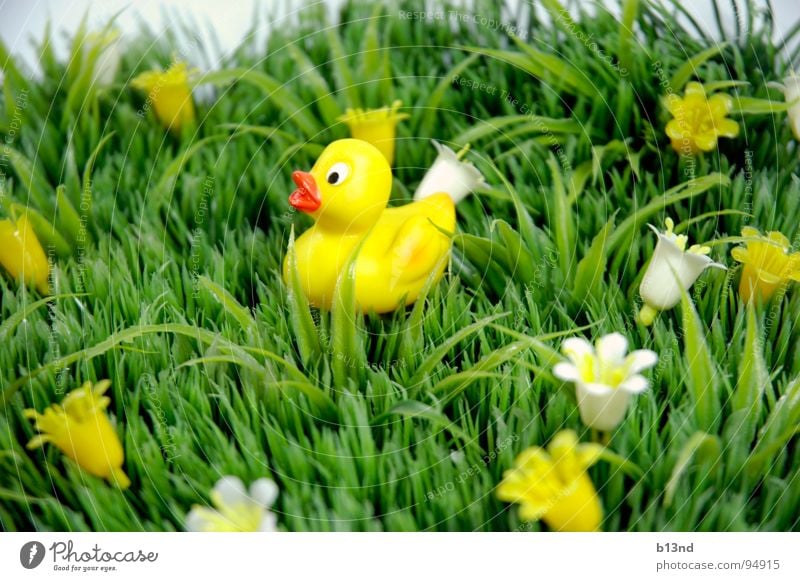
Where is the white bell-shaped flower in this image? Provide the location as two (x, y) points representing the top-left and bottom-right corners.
(186, 476), (279, 532)
(553, 333), (658, 431)
(85, 29), (122, 89)
(638, 218), (725, 326)
(771, 72), (800, 141)
(413, 141), (487, 204)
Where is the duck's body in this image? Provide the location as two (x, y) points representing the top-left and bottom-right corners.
(290, 193), (454, 312)
(282, 138), (465, 314)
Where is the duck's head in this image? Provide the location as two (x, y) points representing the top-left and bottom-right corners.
(289, 139), (392, 232)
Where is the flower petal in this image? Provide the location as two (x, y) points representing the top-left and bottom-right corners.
(741, 226), (761, 239)
(693, 131), (718, 152)
(213, 476), (248, 508)
(596, 333), (628, 363)
(715, 118), (740, 138)
(665, 119), (687, 140)
(685, 82), (705, 96)
(731, 246), (748, 263)
(553, 362), (580, 382)
(625, 349), (658, 374)
(619, 375), (650, 394)
(562, 337), (594, 362)
(579, 381), (615, 396)
(708, 93), (733, 116)
(786, 256), (800, 281)
(766, 230), (790, 249)
(574, 443), (604, 469)
(664, 94), (684, 116)
(250, 478), (279, 508)
(185, 506), (218, 532)
(258, 511), (278, 532)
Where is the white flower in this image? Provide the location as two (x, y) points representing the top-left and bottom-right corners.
(784, 73), (800, 140)
(553, 332), (658, 431)
(638, 218), (725, 326)
(413, 141), (487, 204)
(84, 29), (122, 89)
(185, 476), (279, 532)
(770, 72), (800, 141)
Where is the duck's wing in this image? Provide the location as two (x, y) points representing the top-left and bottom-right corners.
(388, 215), (451, 287)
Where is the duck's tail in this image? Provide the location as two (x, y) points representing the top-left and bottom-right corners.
(412, 141), (487, 204)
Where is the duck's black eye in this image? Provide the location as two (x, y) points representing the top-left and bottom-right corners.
(326, 162), (350, 186)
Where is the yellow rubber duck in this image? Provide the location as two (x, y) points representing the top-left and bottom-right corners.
(283, 138), (483, 313)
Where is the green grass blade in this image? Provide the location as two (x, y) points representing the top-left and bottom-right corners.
(325, 26), (361, 108)
(548, 156), (575, 279)
(371, 400), (482, 454)
(492, 219), (536, 284)
(197, 276), (255, 331)
(432, 340), (529, 402)
(4, 147), (56, 216)
(284, 227), (321, 365)
(330, 238), (366, 388)
(618, 0), (639, 72)
(664, 432), (721, 507)
(153, 135), (228, 199)
(418, 53), (479, 133)
(732, 303), (769, 413)
(408, 312), (509, 387)
(670, 43), (728, 90)
(731, 96), (796, 115)
(607, 173), (731, 252)
(55, 184), (82, 246)
(286, 44), (342, 127)
(572, 210), (618, 305)
(198, 68), (319, 137)
(452, 114), (579, 147)
(680, 290), (723, 432)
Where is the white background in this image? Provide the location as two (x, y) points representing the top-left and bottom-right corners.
(1, 0), (799, 74)
(1, 532), (799, 579)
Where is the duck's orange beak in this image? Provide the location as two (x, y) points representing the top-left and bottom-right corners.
(289, 171), (321, 213)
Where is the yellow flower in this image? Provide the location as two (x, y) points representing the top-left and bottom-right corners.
(732, 226), (800, 302)
(664, 82), (739, 154)
(131, 61), (197, 133)
(497, 430), (604, 532)
(25, 380), (130, 489)
(338, 100), (408, 165)
(0, 215), (50, 294)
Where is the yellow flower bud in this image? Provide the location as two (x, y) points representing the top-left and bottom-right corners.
(497, 430), (604, 532)
(0, 215), (51, 294)
(131, 61), (197, 133)
(25, 380), (130, 490)
(338, 100), (408, 165)
(732, 227), (800, 302)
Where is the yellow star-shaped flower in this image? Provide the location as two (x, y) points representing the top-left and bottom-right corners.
(665, 82), (739, 154)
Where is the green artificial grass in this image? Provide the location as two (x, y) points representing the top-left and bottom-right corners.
(1, 0), (800, 531)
